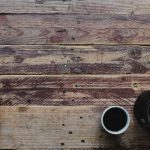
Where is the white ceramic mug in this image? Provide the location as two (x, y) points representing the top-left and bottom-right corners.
(101, 106), (130, 135)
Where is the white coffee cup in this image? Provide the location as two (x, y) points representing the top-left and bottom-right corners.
(101, 106), (130, 135)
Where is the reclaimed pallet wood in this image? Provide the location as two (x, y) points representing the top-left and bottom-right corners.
(0, 14), (150, 45)
(0, 45), (149, 74)
(0, 0), (150, 149)
(0, 106), (150, 150)
(0, 75), (149, 106)
(0, 0), (150, 15)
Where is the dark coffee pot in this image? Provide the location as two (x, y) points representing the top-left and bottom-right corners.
(134, 90), (150, 128)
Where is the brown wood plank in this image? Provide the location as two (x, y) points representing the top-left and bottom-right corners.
(0, 106), (150, 150)
(0, 75), (149, 106)
(0, 14), (150, 45)
(0, 0), (150, 15)
(0, 45), (150, 74)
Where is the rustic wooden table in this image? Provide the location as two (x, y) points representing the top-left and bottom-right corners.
(0, 0), (150, 149)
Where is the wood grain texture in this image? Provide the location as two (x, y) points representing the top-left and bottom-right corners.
(0, 1), (150, 149)
(0, 45), (150, 74)
(0, 0), (150, 15)
(0, 14), (150, 45)
(0, 106), (150, 150)
(0, 75), (149, 106)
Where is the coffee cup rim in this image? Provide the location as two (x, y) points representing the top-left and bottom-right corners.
(101, 106), (130, 135)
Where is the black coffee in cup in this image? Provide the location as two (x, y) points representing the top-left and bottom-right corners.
(101, 106), (130, 135)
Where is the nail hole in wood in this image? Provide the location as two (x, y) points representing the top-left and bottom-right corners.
(63, 90), (66, 94)
(72, 37), (75, 40)
(81, 139), (85, 143)
(133, 83), (138, 87)
(75, 84), (80, 87)
(56, 29), (66, 32)
(80, 116), (83, 119)
(62, 124), (65, 126)
(27, 99), (31, 104)
(69, 131), (72, 134)
(61, 143), (65, 146)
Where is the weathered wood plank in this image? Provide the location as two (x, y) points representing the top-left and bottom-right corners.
(0, 0), (150, 15)
(0, 75), (149, 106)
(0, 45), (150, 74)
(0, 14), (150, 45)
(0, 106), (150, 150)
